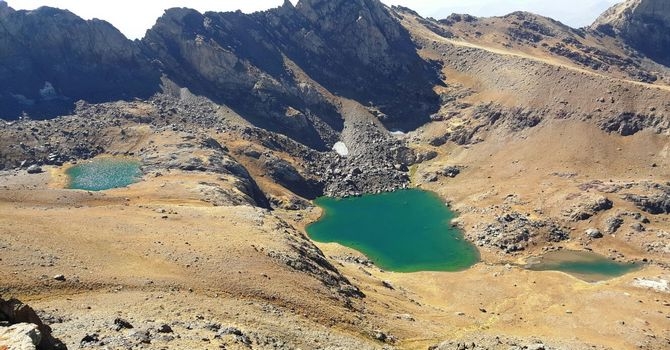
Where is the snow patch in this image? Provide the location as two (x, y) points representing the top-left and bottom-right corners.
(632, 278), (670, 293)
(333, 141), (349, 157)
(39, 81), (58, 100)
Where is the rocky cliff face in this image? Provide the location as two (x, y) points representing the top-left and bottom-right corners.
(0, 0), (440, 149)
(280, 0), (441, 130)
(141, 6), (341, 150)
(0, 2), (159, 119)
(141, 0), (441, 148)
(591, 0), (670, 66)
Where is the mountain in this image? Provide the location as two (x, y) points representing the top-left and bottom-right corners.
(2, 1), (670, 350)
(592, 0), (670, 66)
(0, 0), (440, 150)
(0, 1), (159, 119)
(138, 0), (441, 148)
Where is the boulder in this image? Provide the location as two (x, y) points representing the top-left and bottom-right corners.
(605, 215), (624, 234)
(0, 323), (41, 350)
(0, 298), (67, 349)
(26, 165), (42, 174)
(442, 166), (461, 178)
(586, 228), (604, 239)
(566, 196), (613, 221)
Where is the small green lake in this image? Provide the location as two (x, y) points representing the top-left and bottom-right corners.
(307, 189), (480, 272)
(525, 250), (641, 282)
(66, 158), (142, 191)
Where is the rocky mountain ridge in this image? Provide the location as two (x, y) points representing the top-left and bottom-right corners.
(592, 0), (670, 66)
(0, 0), (440, 150)
(0, 1), (159, 119)
(2, 0), (670, 149)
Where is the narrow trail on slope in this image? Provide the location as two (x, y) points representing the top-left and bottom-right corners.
(403, 15), (670, 93)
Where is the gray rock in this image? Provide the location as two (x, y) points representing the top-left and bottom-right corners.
(157, 324), (173, 333)
(605, 215), (624, 234)
(130, 330), (151, 344)
(442, 166), (461, 178)
(0, 298), (66, 349)
(624, 193), (670, 215)
(423, 173), (438, 183)
(631, 223), (646, 232)
(113, 317), (134, 331)
(0, 323), (41, 350)
(373, 330), (388, 342)
(80, 333), (99, 346)
(216, 326), (244, 337)
(26, 165), (42, 174)
(215, 326), (250, 345)
(382, 280), (395, 290)
(414, 150), (438, 163)
(586, 228), (604, 239)
(567, 196), (613, 221)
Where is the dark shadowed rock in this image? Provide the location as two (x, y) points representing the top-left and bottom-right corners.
(0, 4), (159, 119)
(261, 154), (323, 199)
(26, 165), (42, 174)
(157, 324), (173, 334)
(624, 193), (670, 214)
(605, 215), (624, 234)
(585, 228), (604, 239)
(592, 0), (670, 66)
(113, 318), (134, 331)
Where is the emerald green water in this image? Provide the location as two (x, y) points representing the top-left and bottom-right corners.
(307, 189), (480, 272)
(525, 250), (641, 282)
(66, 158), (142, 191)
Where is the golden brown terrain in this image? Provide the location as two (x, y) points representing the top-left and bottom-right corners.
(1, 141), (668, 349)
(2, 3), (670, 350)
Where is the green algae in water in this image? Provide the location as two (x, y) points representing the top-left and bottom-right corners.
(67, 158), (142, 191)
(307, 189), (480, 272)
(525, 250), (641, 282)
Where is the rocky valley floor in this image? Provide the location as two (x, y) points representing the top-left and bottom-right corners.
(0, 112), (669, 349)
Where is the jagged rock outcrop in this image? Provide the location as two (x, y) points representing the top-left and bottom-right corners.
(0, 297), (67, 349)
(592, 0), (670, 66)
(0, 2), (159, 119)
(140, 6), (341, 150)
(0, 0), (442, 150)
(0, 323), (41, 350)
(279, 0), (441, 130)
(141, 0), (441, 148)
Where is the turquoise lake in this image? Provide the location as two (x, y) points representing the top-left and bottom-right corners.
(525, 250), (641, 282)
(67, 158), (142, 191)
(307, 189), (480, 272)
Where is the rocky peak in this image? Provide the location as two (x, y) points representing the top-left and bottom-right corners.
(281, 0), (440, 130)
(0, 0), (11, 15)
(142, 0), (439, 147)
(295, 0), (404, 65)
(591, 0), (670, 66)
(1, 0), (440, 148)
(281, 0), (295, 10)
(0, 5), (159, 119)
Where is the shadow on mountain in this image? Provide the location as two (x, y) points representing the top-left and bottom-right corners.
(0, 4), (160, 120)
(141, 0), (442, 148)
(0, 0), (442, 148)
